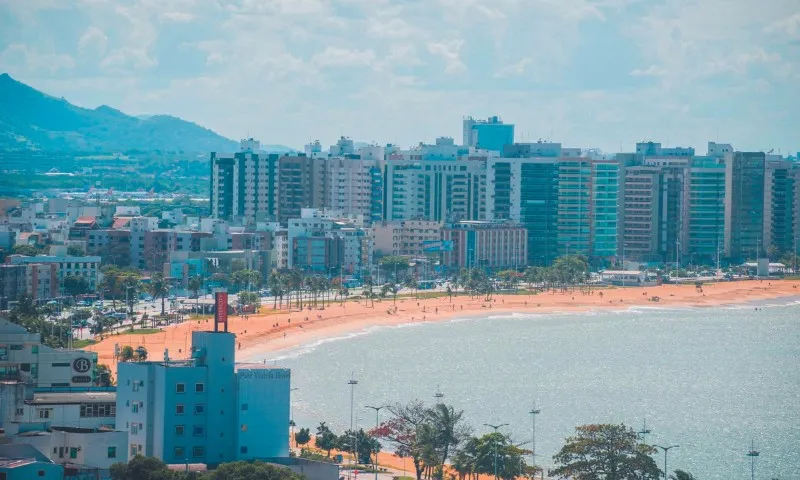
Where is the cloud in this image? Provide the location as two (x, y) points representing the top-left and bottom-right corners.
(765, 12), (800, 38)
(427, 40), (467, 74)
(160, 11), (195, 22)
(77, 26), (108, 57)
(0, 44), (75, 73)
(629, 65), (666, 77)
(100, 48), (158, 72)
(311, 47), (376, 68)
(494, 58), (532, 78)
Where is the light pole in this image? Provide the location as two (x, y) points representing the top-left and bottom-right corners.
(746, 440), (759, 480)
(348, 376), (359, 479)
(484, 423), (509, 480)
(653, 444), (679, 480)
(637, 418), (652, 445)
(434, 385), (444, 402)
(365, 405), (386, 480)
(290, 387), (299, 449)
(528, 404), (540, 467)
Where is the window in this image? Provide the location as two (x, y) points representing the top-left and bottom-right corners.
(38, 471), (46, 477)
(15, 408), (23, 416)
(131, 424), (139, 435)
(240, 446), (248, 454)
(131, 404), (139, 413)
(37, 408), (52, 419)
(70, 448), (78, 459)
(108, 446), (116, 458)
(193, 425), (205, 437)
(176, 383), (185, 393)
(81, 403), (116, 418)
(176, 404), (185, 415)
(174, 446), (185, 458)
(192, 446), (204, 458)
(194, 404), (205, 414)
(51, 362), (70, 367)
(241, 403), (248, 411)
(195, 383), (204, 393)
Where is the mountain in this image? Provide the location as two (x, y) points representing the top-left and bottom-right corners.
(0, 73), (241, 153)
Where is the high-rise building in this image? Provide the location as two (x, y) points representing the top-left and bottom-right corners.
(590, 159), (622, 262)
(463, 116), (514, 152)
(277, 155), (328, 225)
(210, 139), (279, 224)
(557, 154), (592, 258)
(621, 163), (662, 263)
(764, 158), (800, 256)
(683, 155), (727, 265)
(384, 159), (486, 223)
(326, 157), (382, 219)
(442, 221), (527, 269)
(725, 152), (766, 261)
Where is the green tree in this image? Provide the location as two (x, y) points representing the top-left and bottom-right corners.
(121, 273), (141, 315)
(148, 273), (170, 315)
(63, 274), (91, 301)
(551, 424), (661, 480)
(670, 471), (696, 480)
(295, 427), (311, 449)
(201, 460), (304, 480)
(100, 266), (123, 310)
(188, 275), (203, 299)
(135, 346), (148, 361)
(427, 403), (469, 479)
(337, 428), (380, 465)
(67, 244), (85, 256)
(12, 244), (41, 257)
(315, 422), (338, 458)
(379, 255), (410, 281)
(110, 454), (176, 480)
(268, 272), (284, 309)
(119, 345), (135, 362)
(372, 400), (432, 480)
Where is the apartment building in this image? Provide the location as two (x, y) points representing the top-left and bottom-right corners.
(210, 139), (279, 224)
(725, 152), (767, 261)
(372, 220), (443, 258)
(442, 221), (527, 269)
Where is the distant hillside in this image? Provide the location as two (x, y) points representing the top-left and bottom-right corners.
(0, 73), (291, 153)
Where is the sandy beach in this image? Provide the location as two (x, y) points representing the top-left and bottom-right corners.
(87, 279), (799, 375)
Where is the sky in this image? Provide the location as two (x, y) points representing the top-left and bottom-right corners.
(1, 0), (799, 154)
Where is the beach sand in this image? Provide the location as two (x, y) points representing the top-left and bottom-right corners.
(87, 279), (799, 375)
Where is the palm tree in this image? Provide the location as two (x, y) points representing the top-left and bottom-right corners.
(148, 273), (169, 316)
(188, 275), (203, 313)
(362, 277), (374, 307)
(268, 273), (282, 309)
(404, 276), (418, 299)
(428, 403), (466, 479)
(121, 274), (141, 315)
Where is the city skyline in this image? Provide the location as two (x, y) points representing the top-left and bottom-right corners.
(1, 1), (799, 154)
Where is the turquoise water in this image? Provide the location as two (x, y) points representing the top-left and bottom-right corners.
(252, 300), (800, 479)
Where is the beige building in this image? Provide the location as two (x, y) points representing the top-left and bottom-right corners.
(372, 220), (443, 258)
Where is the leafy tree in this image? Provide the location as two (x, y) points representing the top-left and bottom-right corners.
(372, 400), (432, 480)
(110, 454), (176, 480)
(238, 291), (261, 311)
(337, 428), (380, 465)
(550, 424), (661, 480)
(427, 403), (469, 479)
(467, 432), (527, 480)
(201, 460), (304, 480)
(12, 244), (42, 257)
(148, 273), (170, 315)
(63, 274), (91, 300)
(670, 471), (696, 480)
(100, 266), (123, 309)
(67, 244), (85, 256)
(121, 273), (142, 314)
(96, 363), (114, 386)
(379, 255), (410, 280)
(295, 427), (311, 449)
(188, 275), (203, 300)
(135, 346), (148, 361)
(315, 422), (338, 458)
(119, 345), (135, 362)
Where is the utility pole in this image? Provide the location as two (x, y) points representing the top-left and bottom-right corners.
(483, 423), (509, 480)
(434, 385), (444, 402)
(654, 445), (679, 480)
(365, 405), (386, 480)
(746, 440), (759, 480)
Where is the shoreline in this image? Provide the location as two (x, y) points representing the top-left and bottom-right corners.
(87, 279), (800, 374)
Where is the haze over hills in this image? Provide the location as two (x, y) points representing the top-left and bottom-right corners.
(0, 73), (294, 154)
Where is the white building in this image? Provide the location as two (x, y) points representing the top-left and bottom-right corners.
(326, 157), (381, 218)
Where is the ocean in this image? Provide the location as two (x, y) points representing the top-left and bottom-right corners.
(250, 299), (800, 479)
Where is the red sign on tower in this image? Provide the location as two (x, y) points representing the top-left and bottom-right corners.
(214, 291), (229, 332)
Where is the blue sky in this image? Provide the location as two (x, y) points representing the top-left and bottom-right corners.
(1, 0), (798, 154)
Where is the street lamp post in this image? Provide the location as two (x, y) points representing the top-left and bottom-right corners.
(746, 440), (759, 480)
(365, 405), (386, 480)
(434, 385), (444, 402)
(528, 404), (540, 467)
(653, 445), (679, 480)
(484, 423), (509, 480)
(348, 376), (359, 479)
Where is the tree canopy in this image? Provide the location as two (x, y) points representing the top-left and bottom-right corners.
(550, 424), (661, 480)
